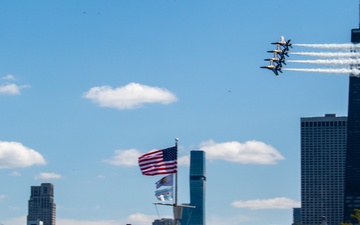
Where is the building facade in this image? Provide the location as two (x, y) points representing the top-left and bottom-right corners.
(301, 114), (347, 225)
(28, 221), (44, 225)
(27, 183), (56, 225)
(181, 150), (206, 225)
(292, 207), (301, 225)
(152, 218), (174, 225)
(343, 28), (360, 223)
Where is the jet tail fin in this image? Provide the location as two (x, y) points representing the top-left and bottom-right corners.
(287, 40), (293, 48)
(280, 36), (285, 43)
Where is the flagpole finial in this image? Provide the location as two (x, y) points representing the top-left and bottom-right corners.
(175, 138), (179, 146)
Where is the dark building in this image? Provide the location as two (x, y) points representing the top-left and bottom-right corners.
(292, 207), (301, 225)
(152, 218), (174, 225)
(181, 150), (206, 225)
(344, 28), (360, 223)
(301, 114), (347, 225)
(27, 183), (56, 225)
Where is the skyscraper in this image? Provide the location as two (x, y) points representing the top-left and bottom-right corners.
(301, 114), (347, 225)
(27, 183), (56, 225)
(343, 28), (360, 223)
(181, 150), (206, 225)
(292, 208), (301, 225)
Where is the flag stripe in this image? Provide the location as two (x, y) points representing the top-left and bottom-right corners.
(140, 158), (168, 165)
(141, 164), (177, 173)
(142, 166), (177, 174)
(141, 161), (176, 168)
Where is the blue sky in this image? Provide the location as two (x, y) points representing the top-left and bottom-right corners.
(0, 1), (357, 225)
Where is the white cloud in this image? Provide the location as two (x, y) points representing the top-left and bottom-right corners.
(0, 84), (30, 95)
(199, 140), (285, 165)
(96, 174), (105, 179)
(3, 213), (160, 225)
(0, 75), (30, 95)
(104, 140), (283, 168)
(2, 74), (16, 80)
(59, 213), (156, 225)
(207, 214), (251, 225)
(178, 155), (190, 166)
(126, 213), (158, 225)
(103, 149), (141, 166)
(83, 82), (177, 110)
(57, 219), (119, 225)
(9, 171), (21, 176)
(231, 197), (301, 209)
(0, 194), (6, 201)
(0, 141), (46, 169)
(104, 148), (191, 168)
(2, 216), (25, 225)
(35, 172), (62, 180)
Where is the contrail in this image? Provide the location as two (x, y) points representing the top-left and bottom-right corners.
(293, 43), (360, 50)
(287, 58), (360, 66)
(283, 68), (360, 76)
(290, 52), (360, 58)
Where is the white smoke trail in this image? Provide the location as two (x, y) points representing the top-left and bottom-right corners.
(283, 68), (360, 76)
(287, 58), (360, 66)
(291, 52), (360, 58)
(293, 43), (360, 49)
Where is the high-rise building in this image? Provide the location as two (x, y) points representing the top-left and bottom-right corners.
(27, 183), (56, 225)
(301, 114), (347, 225)
(292, 208), (301, 225)
(344, 28), (360, 223)
(181, 150), (206, 225)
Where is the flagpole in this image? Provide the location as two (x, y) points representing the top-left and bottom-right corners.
(174, 138), (179, 225)
(175, 137), (179, 207)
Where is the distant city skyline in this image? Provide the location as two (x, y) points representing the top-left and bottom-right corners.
(0, 1), (357, 225)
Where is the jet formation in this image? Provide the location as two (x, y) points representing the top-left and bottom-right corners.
(261, 36), (292, 76)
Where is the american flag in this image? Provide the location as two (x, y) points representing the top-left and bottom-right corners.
(138, 146), (177, 176)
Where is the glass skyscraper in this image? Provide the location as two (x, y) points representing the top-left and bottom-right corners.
(343, 28), (360, 223)
(301, 114), (347, 225)
(181, 150), (206, 225)
(27, 183), (56, 225)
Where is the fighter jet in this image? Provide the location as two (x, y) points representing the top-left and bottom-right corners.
(267, 48), (289, 58)
(272, 36), (292, 51)
(260, 61), (283, 76)
(264, 56), (286, 67)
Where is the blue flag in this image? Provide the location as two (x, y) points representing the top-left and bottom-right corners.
(156, 174), (173, 189)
